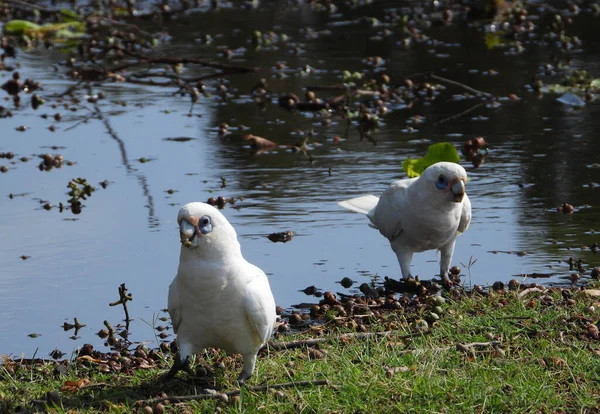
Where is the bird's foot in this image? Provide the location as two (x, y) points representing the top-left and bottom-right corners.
(401, 274), (415, 282)
(236, 370), (252, 386)
(161, 354), (194, 382)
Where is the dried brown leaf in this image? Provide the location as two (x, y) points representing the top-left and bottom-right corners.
(61, 378), (91, 393)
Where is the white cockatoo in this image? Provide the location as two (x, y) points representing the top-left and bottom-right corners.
(338, 162), (471, 280)
(163, 202), (277, 384)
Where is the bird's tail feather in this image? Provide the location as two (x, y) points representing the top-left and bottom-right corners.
(338, 195), (379, 215)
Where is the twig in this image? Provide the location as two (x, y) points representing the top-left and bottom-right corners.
(266, 338), (327, 351)
(392, 341), (502, 355)
(456, 341), (501, 355)
(4, 0), (83, 20)
(64, 111), (99, 131)
(125, 71), (236, 88)
(125, 78), (174, 87)
(109, 283), (133, 331)
(429, 73), (494, 98)
(138, 380), (330, 405)
(457, 341), (501, 350)
(110, 55), (259, 74)
(518, 287), (546, 300)
(429, 72), (497, 126)
(140, 389), (229, 405)
(103, 320), (115, 336)
(496, 316), (533, 320)
(47, 80), (84, 99)
(229, 379), (330, 395)
(265, 331), (418, 352)
(87, 17), (154, 41)
(433, 101), (487, 126)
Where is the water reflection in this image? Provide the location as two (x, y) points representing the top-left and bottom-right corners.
(1, 1), (600, 357)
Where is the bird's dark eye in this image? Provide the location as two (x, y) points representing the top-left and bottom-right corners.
(435, 175), (448, 190)
(201, 217), (210, 226)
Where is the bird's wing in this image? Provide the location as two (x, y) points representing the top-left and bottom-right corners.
(167, 277), (183, 334)
(244, 266), (276, 345)
(368, 177), (416, 240)
(457, 193), (471, 235)
(338, 195), (379, 215)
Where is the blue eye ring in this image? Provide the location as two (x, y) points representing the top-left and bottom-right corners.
(435, 175), (448, 190)
(199, 215), (213, 234)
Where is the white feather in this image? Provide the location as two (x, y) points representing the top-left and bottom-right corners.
(167, 202), (276, 382)
(338, 195), (379, 215)
(338, 162), (472, 280)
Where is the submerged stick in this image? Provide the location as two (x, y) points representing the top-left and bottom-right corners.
(109, 283), (133, 331)
(429, 73), (494, 98)
(433, 101), (487, 126)
(110, 55), (260, 74)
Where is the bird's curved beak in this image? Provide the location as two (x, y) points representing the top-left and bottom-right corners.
(451, 179), (465, 203)
(180, 220), (197, 247)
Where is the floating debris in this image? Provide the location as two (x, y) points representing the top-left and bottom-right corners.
(556, 92), (585, 107)
(557, 203), (575, 214)
(513, 273), (552, 279)
(242, 134), (277, 150)
(299, 285), (320, 296)
(163, 137), (196, 142)
(64, 178), (96, 215)
(267, 231), (294, 243)
(337, 277), (354, 288)
(49, 349), (65, 359)
(39, 153), (65, 171)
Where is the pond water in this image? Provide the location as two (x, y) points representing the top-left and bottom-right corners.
(1, 1), (600, 358)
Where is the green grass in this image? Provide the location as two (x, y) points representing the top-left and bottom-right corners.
(2, 286), (600, 413)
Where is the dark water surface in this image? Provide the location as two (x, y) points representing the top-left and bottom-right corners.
(1, 1), (600, 357)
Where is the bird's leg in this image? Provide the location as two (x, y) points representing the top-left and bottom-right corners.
(439, 239), (456, 281)
(237, 353), (257, 385)
(162, 342), (196, 381)
(392, 243), (414, 280)
(161, 353), (195, 381)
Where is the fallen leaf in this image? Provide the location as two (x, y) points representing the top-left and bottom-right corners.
(402, 142), (460, 178)
(61, 378), (90, 393)
(551, 357), (567, 368)
(136, 359), (155, 369)
(77, 355), (106, 365)
(308, 349), (326, 360)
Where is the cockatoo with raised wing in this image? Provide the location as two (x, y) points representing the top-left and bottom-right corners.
(338, 162), (471, 280)
(163, 202), (276, 384)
